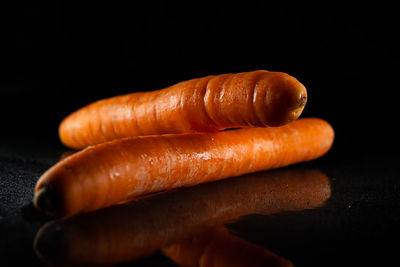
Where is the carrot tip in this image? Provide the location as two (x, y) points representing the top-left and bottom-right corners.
(299, 94), (307, 107)
(33, 185), (59, 217)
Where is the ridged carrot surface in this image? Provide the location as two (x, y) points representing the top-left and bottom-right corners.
(34, 168), (330, 265)
(163, 227), (294, 267)
(59, 70), (307, 149)
(34, 118), (333, 218)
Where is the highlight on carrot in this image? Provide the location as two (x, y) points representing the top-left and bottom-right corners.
(33, 167), (331, 266)
(33, 118), (334, 218)
(59, 70), (307, 149)
(162, 226), (294, 267)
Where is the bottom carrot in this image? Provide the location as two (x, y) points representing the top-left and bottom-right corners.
(33, 118), (334, 218)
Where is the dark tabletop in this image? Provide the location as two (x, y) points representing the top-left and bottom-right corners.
(1, 135), (399, 266)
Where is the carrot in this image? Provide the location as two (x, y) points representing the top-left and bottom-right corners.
(34, 168), (330, 266)
(59, 70), (307, 149)
(162, 226), (294, 267)
(33, 118), (333, 218)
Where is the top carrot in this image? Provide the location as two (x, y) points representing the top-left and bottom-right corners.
(59, 70), (307, 149)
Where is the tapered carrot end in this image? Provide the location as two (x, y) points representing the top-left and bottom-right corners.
(33, 185), (59, 218)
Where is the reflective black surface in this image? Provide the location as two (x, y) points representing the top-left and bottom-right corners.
(1, 139), (399, 266)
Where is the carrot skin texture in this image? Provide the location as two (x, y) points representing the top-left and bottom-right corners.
(59, 70), (307, 149)
(163, 227), (294, 267)
(34, 168), (330, 266)
(35, 118), (334, 217)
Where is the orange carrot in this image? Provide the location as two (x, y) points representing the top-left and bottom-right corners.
(59, 70), (307, 149)
(33, 118), (333, 218)
(34, 168), (330, 266)
(163, 226), (294, 267)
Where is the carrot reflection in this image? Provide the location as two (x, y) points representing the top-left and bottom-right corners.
(34, 168), (330, 266)
(163, 226), (293, 267)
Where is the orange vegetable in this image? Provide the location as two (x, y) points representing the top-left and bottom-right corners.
(59, 70), (307, 149)
(163, 226), (294, 267)
(33, 118), (333, 218)
(34, 168), (330, 266)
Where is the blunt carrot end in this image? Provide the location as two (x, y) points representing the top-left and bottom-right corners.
(299, 94), (307, 107)
(257, 71), (308, 127)
(33, 185), (59, 218)
(290, 91), (307, 122)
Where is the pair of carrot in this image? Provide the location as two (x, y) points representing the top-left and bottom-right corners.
(34, 168), (331, 266)
(33, 70), (334, 218)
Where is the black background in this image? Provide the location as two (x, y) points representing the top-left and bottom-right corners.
(1, 0), (399, 153)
